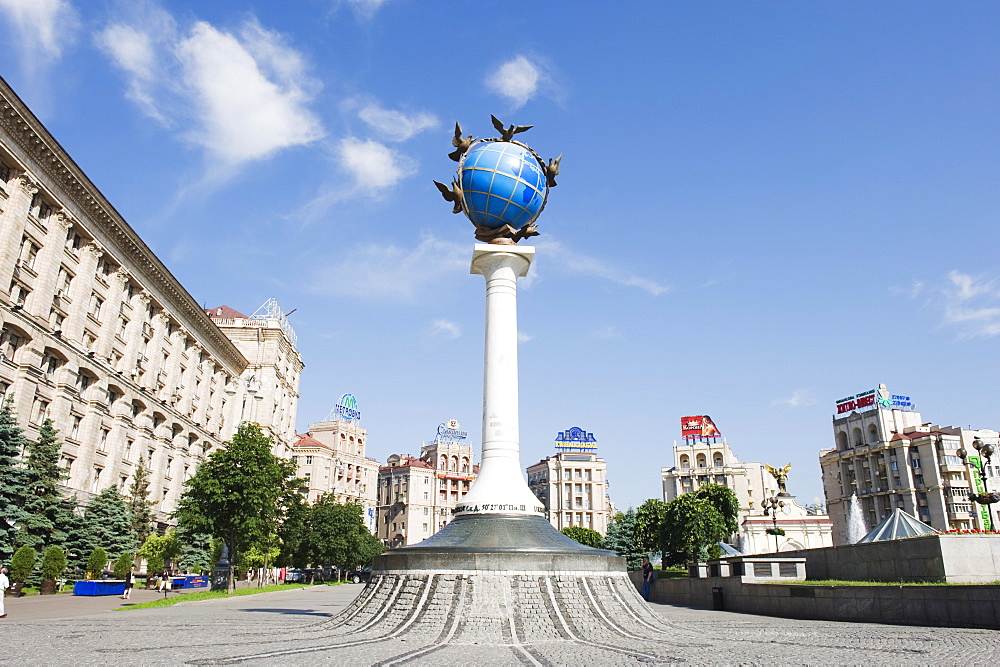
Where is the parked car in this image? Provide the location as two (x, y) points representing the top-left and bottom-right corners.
(284, 568), (303, 583)
(347, 566), (372, 584)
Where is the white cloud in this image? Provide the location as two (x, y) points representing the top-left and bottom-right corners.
(771, 389), (816, 409)
(358, 103), (438, 142)
(0, 0), (78, 73)
(486, 55), (542, 109)
(176, 21), (324, 166)
(97, 22), (168, 123)
(96, 13), (323, 170)
(941, 270), (1000, 338)
(430, 319), (461, 340)
(338, 137), (417, 191)
(537, 239), (670, 296)
(343, 0), (389, 18)
(517, 331), (533, 344)
(310, 235), (466, 301)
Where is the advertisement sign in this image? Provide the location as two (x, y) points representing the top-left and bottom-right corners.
(680, 416), (721, 440)
(968, 455), (993, 530)
(435, 419), (468, 445)
(555, 426), (597, 451)
(836, 384), (912, 415)
(334, 393), (361, 421)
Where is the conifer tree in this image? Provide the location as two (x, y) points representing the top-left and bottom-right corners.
(127, 456), (156, 545)
(0, 394), (30, 561)
(604, 507), (646, 570)
(18, 418), (69, 551)
(75, 486), (138, 566)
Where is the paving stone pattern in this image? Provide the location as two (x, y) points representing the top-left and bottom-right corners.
(1, 576), (998, 664)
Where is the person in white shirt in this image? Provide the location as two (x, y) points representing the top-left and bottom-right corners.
(0, 566), (10, 618)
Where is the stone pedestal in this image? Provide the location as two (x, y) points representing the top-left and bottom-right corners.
(348, 244), (652, 640)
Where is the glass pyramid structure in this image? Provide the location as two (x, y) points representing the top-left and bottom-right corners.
(857, 508), (937, 543)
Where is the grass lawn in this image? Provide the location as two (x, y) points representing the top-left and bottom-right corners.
(115, 582), (343, 611)
(774, 579), (1000, 586)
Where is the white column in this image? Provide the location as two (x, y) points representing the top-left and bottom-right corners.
(455, 244), (544, 516)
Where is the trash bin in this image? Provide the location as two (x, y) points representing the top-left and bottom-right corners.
(711, 586), (725, 611)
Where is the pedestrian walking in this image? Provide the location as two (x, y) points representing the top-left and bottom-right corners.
(0, 566), (9, 617)
(121, 566), (135, 599)
(641, 556), (654, 601)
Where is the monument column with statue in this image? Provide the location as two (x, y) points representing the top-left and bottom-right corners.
(318, 117), (668, 644)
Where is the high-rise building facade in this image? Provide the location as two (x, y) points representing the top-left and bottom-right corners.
(820, 384), (999, 543)
(0, 77), (288, 525)
(526, 427), (613, 535)
(376, 420), (477, 547)
(662, 416), (832, 553)
(205, 300), (302, 456)
(291, 394), (380, 530)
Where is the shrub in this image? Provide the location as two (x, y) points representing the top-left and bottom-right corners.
(86, 547), (108, 579)
(113, 552), (133, 579)
(10, 545), (37, 582)
(561, 526), (605, 549)
(40, 546), (67, 581)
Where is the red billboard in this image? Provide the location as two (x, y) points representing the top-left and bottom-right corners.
(681, 415), (721, 439)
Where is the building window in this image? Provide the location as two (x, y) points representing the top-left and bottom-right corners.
(125, 439), (134, 460)
(305, 456), (313, 464)
(91, 466), (103, 492)
(70, 415), (81, 439)
(19, 236), (39, 270)
(89, 294), (104, 321)
(9, 281), (29, 307)
(31, 398), (49, 424)
(0, 328), (24, 362)
(99, 428), (110, 452)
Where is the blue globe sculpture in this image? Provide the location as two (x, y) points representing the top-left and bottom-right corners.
(459, 141), (548, 229)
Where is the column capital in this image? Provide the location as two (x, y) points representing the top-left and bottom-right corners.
(470, 243), (535, 277)
(17, 173), (39, 196)
(84, 242), (104, 259)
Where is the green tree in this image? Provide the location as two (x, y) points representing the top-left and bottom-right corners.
(86, 547), (108, 578)
(81, 486), (138, 561)
(173, 522), (213, 573)
(276, 491), (309, 567)
(604, 508), (645, 570)
(175, 423), (303, 592)
(40, 545), (67, 581)
(139, 532), (181, 576)
(661, 493), (730, 564)
(18, 418), (69, 551)
(301, 497), (383, 571)
(113, 551), (133, 579)
(560, 526), (605, 548)
(691, 484), (740, 535)
(42, 547), (66, 581)
(9, 544), (36, 583)
(0, 395), (30, 561)
(127, 456), (156, 546)
(634, 498), (669, 563)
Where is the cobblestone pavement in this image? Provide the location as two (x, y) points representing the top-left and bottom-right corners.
(0, 582), (997, 665)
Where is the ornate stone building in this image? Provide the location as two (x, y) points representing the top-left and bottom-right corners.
(661, 424), (832, 553)
(526, 427), (614, 535)
(820, 385), (1000, 543)
(376, 420), (477, 547)
(291, 396), (380, 530)
(0, 76), (296, 525)
(205, 300), (302, 456)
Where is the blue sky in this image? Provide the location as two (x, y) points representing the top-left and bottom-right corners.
(3, 1), (1000, 513)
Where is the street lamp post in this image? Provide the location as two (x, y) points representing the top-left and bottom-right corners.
(957, 436), (999, 532)
(762, 495), (785, 552)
